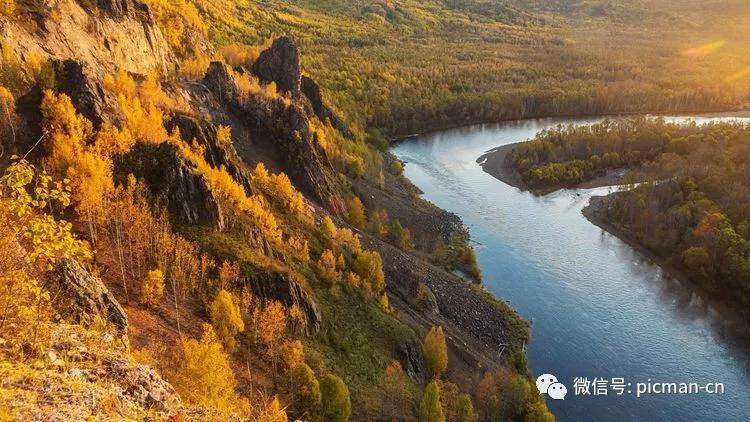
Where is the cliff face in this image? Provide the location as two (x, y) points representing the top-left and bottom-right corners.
(115, 142), (226, 230)
(0, 0), (175, 76)
(201, 60), (344, 212)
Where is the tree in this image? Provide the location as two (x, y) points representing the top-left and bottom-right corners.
(351, 250), (386, 294)
(420, 380), (444, 422)
(316, 249), (340, 284)
(391, 220), (415, 250)
(209, 290), (245, 352)
(0, 86), (18, 150)
(217, 260), (240, 290)
(320, 374), (351, 422)
(294, 363), (322, 418)
(454, 394), (476, 422)
(173, 324), (237, 411)
(345, 195), (366, 229)
(139, 269), (165, 307)
(322, 215), (338, 243)
(423, 326), (448, 378)
(377, 361), (413, 419)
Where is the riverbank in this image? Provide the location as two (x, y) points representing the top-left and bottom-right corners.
(583, 194), (750, 343)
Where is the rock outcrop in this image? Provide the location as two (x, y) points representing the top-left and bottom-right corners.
(301, 75), (353, 138)
(243, 271), (322, 336)
(96, 0), (152, 20)
(0, 0), (175, 76)
(166, 113), (252, 193)
(103, 356), (182, 411)
(252, 36), (302, 98)
(115, 142), (225, 230)
(47, 259), (128, 335)
(0, 324), (182, 420)
(202, 61), (343, 212)
(54, 59), (117, 129)
(396, 339), (428, 382)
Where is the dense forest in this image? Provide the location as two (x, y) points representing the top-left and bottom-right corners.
(162, 0), (750, 137)
(512, 117), (750, 317)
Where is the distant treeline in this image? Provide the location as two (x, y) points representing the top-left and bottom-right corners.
(515, 117), (750, 314)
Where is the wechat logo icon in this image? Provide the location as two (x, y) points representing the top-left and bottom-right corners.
(536, 373), (568, 400)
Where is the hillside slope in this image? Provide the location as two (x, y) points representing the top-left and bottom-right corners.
(0, 0), (549, 420)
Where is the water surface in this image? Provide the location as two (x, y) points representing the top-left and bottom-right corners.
(391, 117), (750, 421)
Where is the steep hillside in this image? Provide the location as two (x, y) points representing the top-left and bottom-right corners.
(0, 0), (549, 421)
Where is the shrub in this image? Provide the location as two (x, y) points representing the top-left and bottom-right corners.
(423, 326), (448, 378)
(219, 43), (262, 68)
(294, 363), (322, 417)
(173, 324), (237, 411)
(0, 42), (22, 90)
(209, 290), (245, 352)
(180, 55), (212, 80)
(0, 86), (19, 149)
(391, 220), (414, 250)
(419, 380), (444, 422)
(320, 374), (351, 422)
(139, 269), (165, 307)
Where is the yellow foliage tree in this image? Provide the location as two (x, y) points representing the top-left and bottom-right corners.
(217, 260), (240, 290)
(173, 324), (237, 411)
(423, 326), (448, 378)
(0, 159), (91, 356)
(249, 299), (288, 357)
(351, 250), (385, 294)
(316, 249), (340, 284)
(322, 215), (338, 243)
(139, 269), (165, 307)
(345, 195), (366, 229)
(209, 289), (245, 352)
(0, 86), (18, 150)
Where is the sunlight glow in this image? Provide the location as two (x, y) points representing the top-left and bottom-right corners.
(726, 67), (750, 83)
(682, 40), (726, 57)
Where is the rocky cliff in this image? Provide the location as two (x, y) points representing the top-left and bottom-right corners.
(0, 0), (175, 77)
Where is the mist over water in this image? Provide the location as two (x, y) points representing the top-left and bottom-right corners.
(392, 117), (750, 421)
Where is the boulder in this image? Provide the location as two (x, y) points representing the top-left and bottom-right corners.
(104, 356), (182, 411)
(396, 339), (427, 382)
(243, 271), (322, 336)
(252, 36), (302, 98)
(115, 142), (225, 230)
(47, 259), (128, 335)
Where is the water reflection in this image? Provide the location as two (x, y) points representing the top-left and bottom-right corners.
(392, 116), (750, 421)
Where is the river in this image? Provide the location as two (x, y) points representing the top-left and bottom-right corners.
(391, 117), (750, 421)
